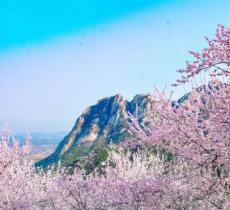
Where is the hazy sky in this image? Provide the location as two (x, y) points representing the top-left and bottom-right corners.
(0, 0), (230, 133)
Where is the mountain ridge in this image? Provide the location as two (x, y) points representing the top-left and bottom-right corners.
(36, 93), (155, 167)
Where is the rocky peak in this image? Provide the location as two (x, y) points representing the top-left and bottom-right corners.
(36, 93), (154, 167)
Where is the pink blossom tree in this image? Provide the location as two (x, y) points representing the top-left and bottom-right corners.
(128, 25), (230, 209)
(0, 129), (58, 209)
(54, 149), (165, 210)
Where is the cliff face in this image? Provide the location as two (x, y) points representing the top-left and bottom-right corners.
(36, 94), (154, 167)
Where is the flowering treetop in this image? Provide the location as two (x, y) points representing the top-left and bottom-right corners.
(175, 24), (230, 85)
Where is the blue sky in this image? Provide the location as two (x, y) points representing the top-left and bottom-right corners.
(0, 0), (165, 49)
(0, 0), (230, 133)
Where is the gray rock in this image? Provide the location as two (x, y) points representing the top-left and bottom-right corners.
(36, 93), (154, 167)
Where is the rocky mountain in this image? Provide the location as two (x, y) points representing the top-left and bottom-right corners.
(36, 93), (155, 167)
